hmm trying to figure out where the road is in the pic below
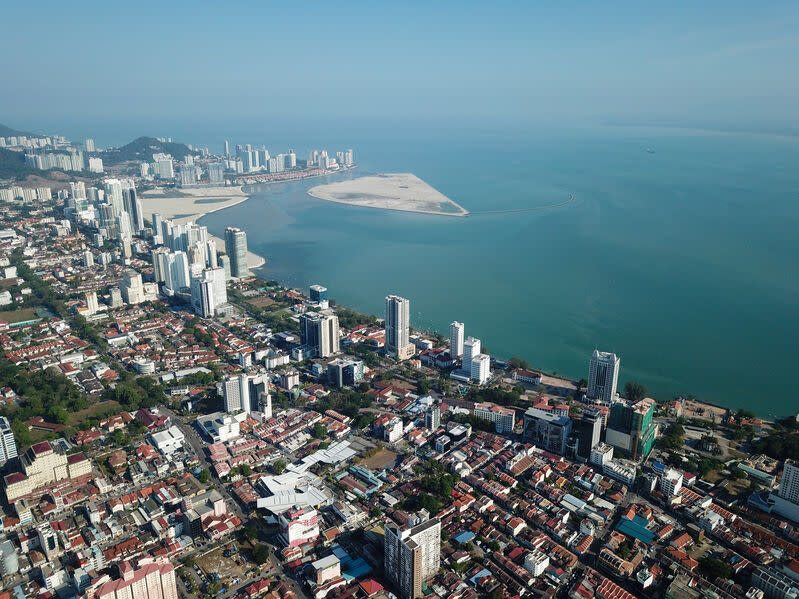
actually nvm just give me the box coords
[159,404,309,599]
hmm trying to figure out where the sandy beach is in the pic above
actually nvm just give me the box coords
[139,186,265,270]
[307,173,468,217]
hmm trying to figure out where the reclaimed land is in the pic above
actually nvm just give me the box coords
[307,173,468,217]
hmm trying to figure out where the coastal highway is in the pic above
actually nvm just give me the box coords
[469,192,575,215]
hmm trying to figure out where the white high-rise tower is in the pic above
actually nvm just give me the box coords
[587,350,620,404]
[449,322,464,358]
[385,295,414,360]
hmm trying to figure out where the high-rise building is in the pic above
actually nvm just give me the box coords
[587,350,620,404]
[299,312,340,358]
[178,164,196,187]
[309,284,327,303]
[208,162,225,185]
[470,354,490,385]
[191,267,226,317]
[575,406,602,460]
[474,403,514,433]
[121,183,143,232]
[424,404,440,430]
[85,291,99,316]
[279,505,320,547]
[327,358,364,388]
[88,157,104,173]
[151,212,163,242]
[94,560,178,599]
[223,374,251,414]
[605,398,658,460]
[221,373,268,415]
[85,138,95,152]
[779,461,799,505]
[224,227,249,278]
[83,250,94,268]
[0,416,18,465]
[224,140,230,156]
[152,153,174,179]
[449,322,464,358]
[384,516,441,599]
[219,254,231,280]
[385,295,414,360]
[120,270,145,305]
[523,407,573,455]
[462,336,480,375]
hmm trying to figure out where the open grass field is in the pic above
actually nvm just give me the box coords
[361,448,399,470]
[0,308,38,323]
[68,400,122,426]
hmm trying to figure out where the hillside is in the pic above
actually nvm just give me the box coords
[0,123,37,138]
[101,136,192,166]
[0,148,38,179]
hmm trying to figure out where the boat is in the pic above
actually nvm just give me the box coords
[646,148,655,154]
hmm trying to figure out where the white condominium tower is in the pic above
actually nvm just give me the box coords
[449,321,464,358]
[462,336,481,375]
[385,295,414,360]
[299,312,340,358]
[384,516,441,599]
[587,350,620,404]
[0,416,18,465]
[224,227,249,278]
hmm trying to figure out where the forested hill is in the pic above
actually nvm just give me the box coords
[101,136,192,165]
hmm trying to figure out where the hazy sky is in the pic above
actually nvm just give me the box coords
[3,1,798,128]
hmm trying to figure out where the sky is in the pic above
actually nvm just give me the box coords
[2,1,799,132]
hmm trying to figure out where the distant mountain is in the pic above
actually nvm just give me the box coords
[0,123,37,138]
[102,136,192,166]
[0,147,37,179]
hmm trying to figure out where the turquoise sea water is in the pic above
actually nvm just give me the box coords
[200,125,799,418]
[42,117,799,416]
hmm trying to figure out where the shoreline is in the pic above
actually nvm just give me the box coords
[139,186,266,270]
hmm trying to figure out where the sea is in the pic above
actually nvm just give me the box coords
[34,117,799,417]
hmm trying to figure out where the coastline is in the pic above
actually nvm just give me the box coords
[139,186,266,270]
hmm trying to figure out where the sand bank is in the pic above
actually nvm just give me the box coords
[307,173,468,217]
[139,186,265,270]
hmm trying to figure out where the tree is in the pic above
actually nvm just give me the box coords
[312,423,327,439]
[370,505,382,518]
[624,381,648,402]
[252,544,270,564]
[240,464,252,477]
[198,469,210,483]
[578,378,588,389]
[273,459,286,475]
[507,357,530,370]
[245,524,258,541]
[699,557,733,581]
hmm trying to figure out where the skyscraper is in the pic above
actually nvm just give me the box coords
[575,406,603,460]
[384,516,441,599]
[424,403,440,430]
[385,295,414,360]
[121,183,143,232]
[299,312,340,358]
[606,398,658,460]
[462,336,481,375]
[224,140,230,156]
[223,374,251,414]
[0,416,18,465]
[224,227,249,278]
[587,350,620,404]
[120,270,145,305]
[449,322,464,358]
